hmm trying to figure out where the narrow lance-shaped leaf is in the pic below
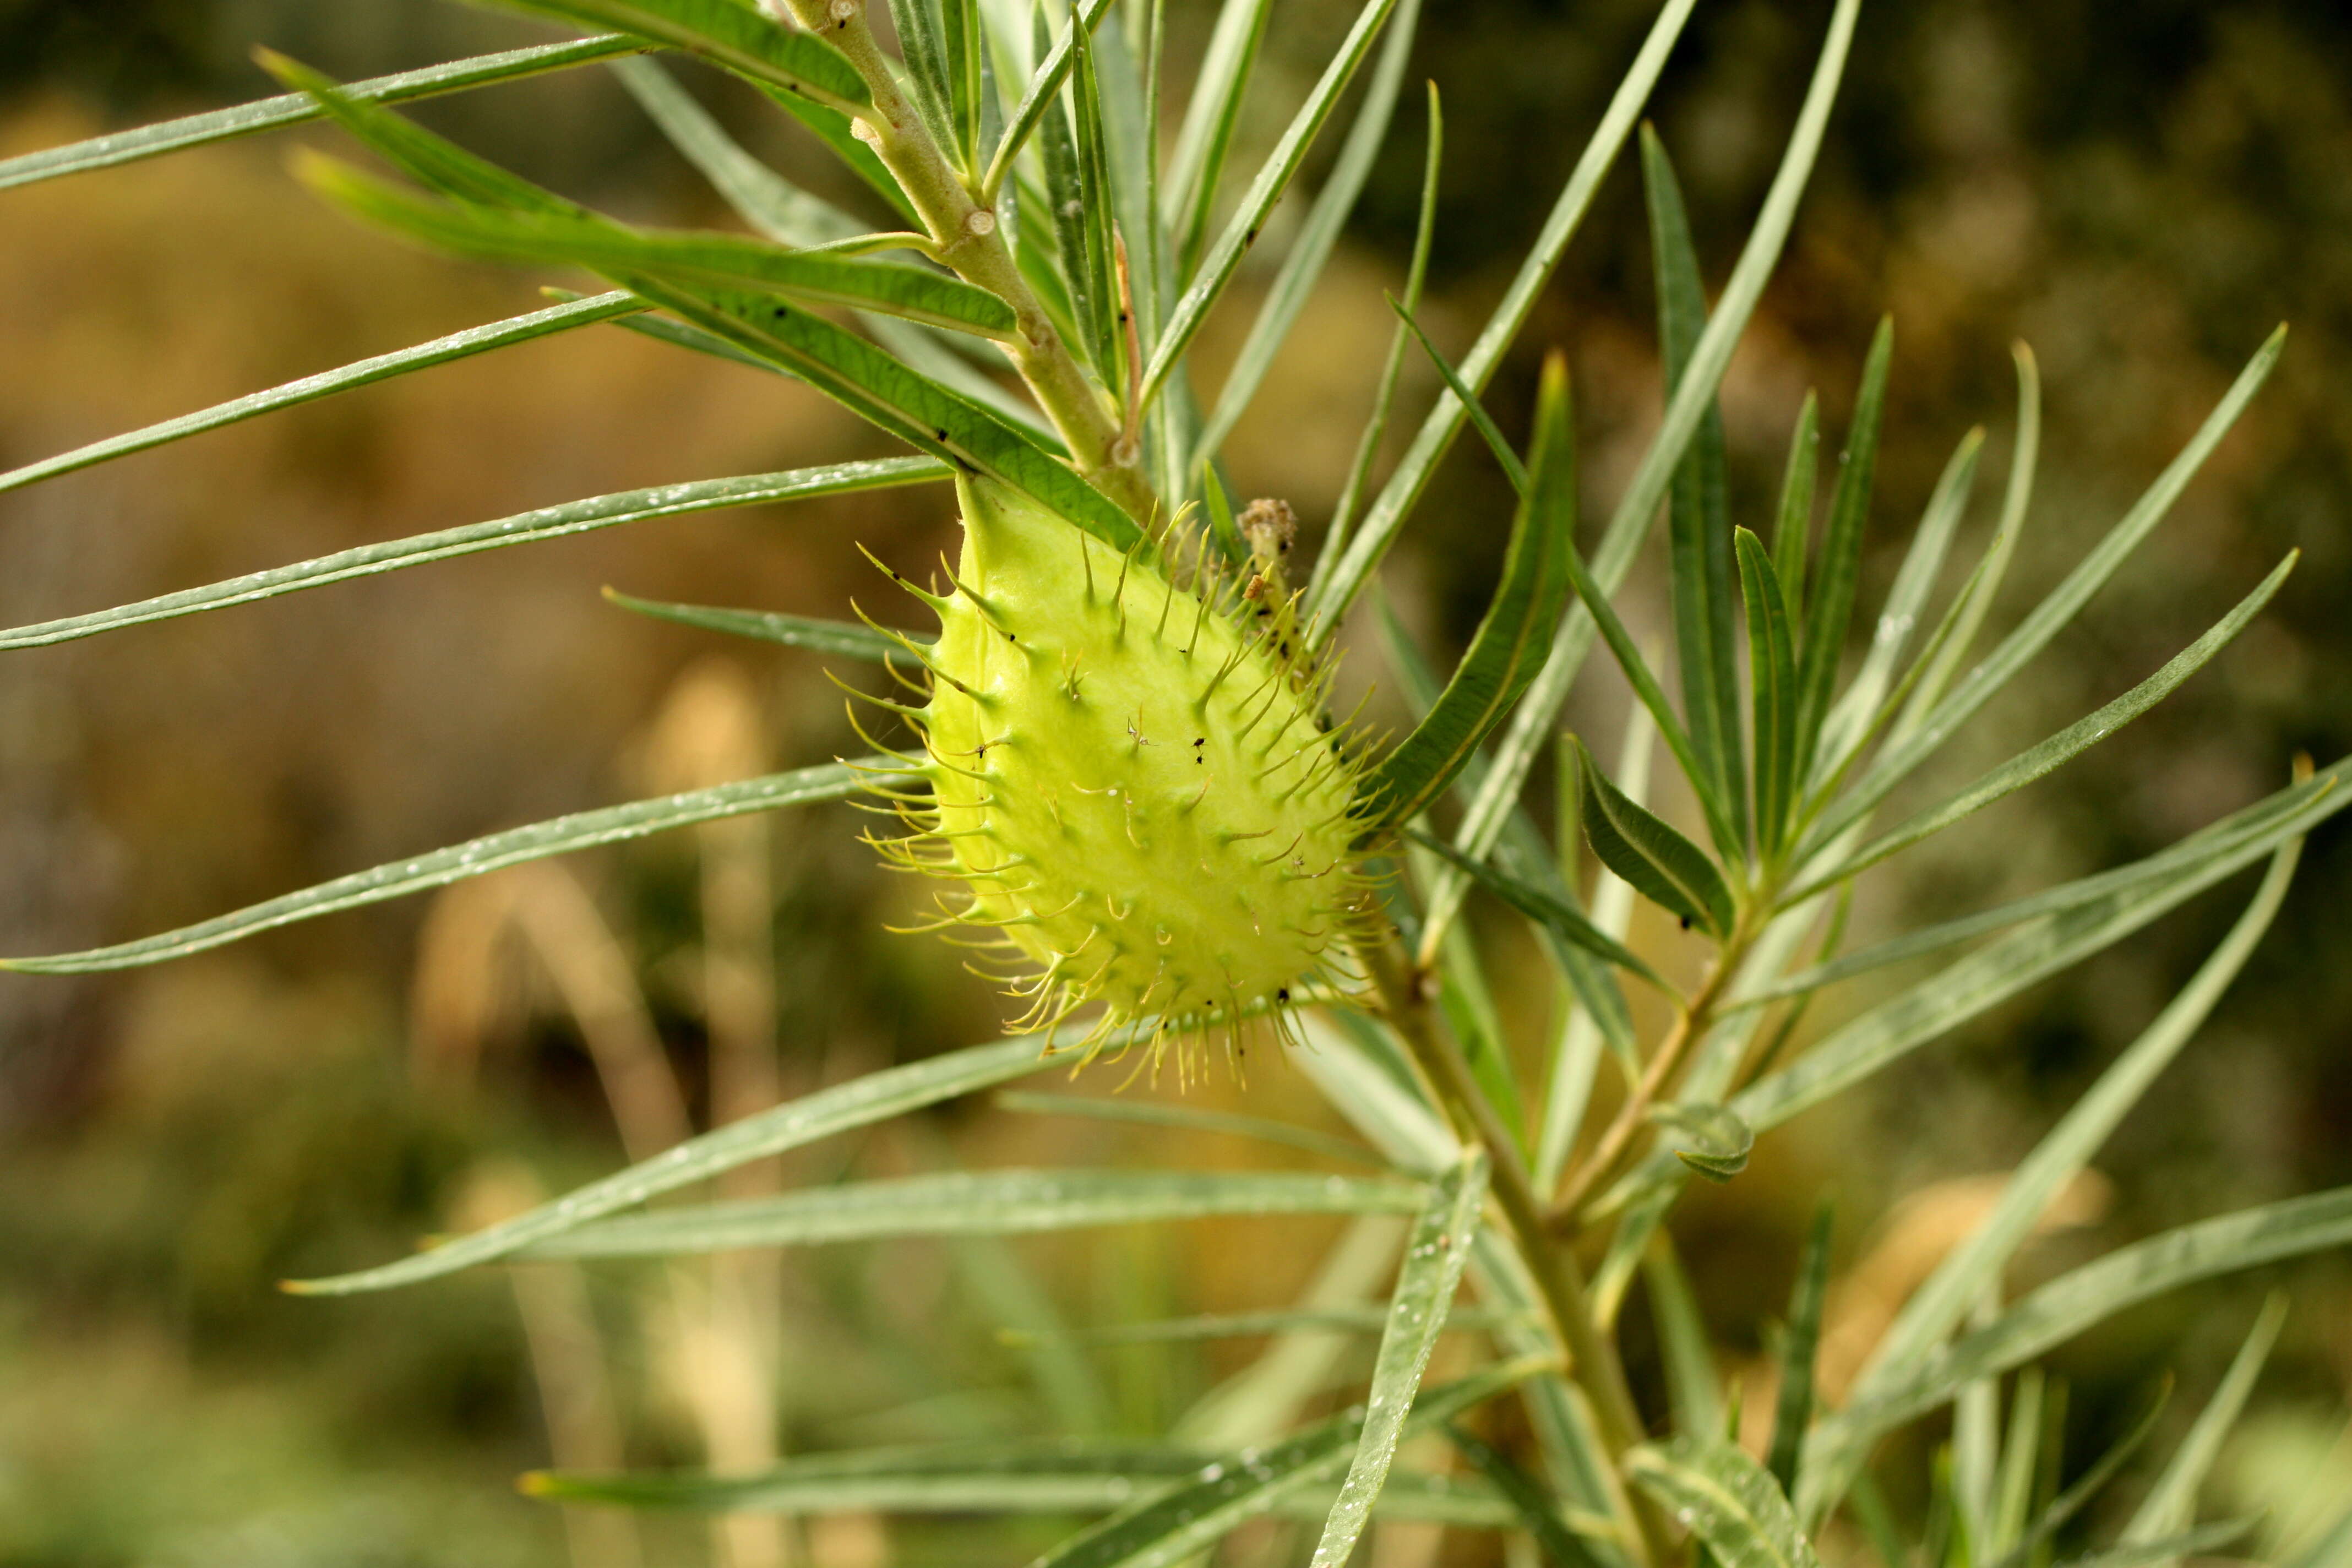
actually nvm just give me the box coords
[1353,355,1575,832]
[892,0,962,163]
[0,36,640,192]
[1773,393,1820,619]
[0,459,946,651]
[1404,831,1668,990]
[1305,1149,1489,1568]
[1980,1384,2171,1568]
[1786,552,2297,902]
[1444,1423,1610,1568]
[1573,737,1736,937]
[1803,327,2285,858]
[1811,1182,2352,1462]
[1031,1360,1541,1568]
[1004,1305,1526,1347]
[995,1091,1386,1169]
[518,1169,1433,1259]
[1650,1102,1752,1182]
[1069,23,1125,384]
[0,291,640,499]
[527,1442,1525,1526]
[1140,0,1403,409]
[981,0,1117,199]
[602,587,928,666]
[1643,1234,1727,1439]
[2121,1294,2286,1550]
[612,55,863,244]
[1,761,873,976]
[1558,514,1744,859]
[945,0,983,170]
[1739,529,1801,859]
[1791,318,1893,776]
[1161,0,1273,259]
[1627,1436,1823,1568]
[302,156,1019,338]
[1037,45,1111,380]
[1643,126,1747,854]
[1804,839,2304,1516]
[1189,0,1422,469]
[1389,298,1527,493]
[464,0,869,113]
[1393,0,1862,954]
[1765,1200,1833,1496]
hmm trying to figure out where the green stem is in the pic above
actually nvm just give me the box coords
[779,0,1155,520]
[1353,923,1670,1568]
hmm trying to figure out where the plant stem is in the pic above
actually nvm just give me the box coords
[778,0,1155,519]
[1549,953,1734,1227]
[1352,923,1670,1568]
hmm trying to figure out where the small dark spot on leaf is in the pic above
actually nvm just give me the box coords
[1679,915,1693,930]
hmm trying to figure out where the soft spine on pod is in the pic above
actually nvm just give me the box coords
[857,476,1375,1074]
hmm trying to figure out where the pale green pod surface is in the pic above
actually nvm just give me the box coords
[884,477,1368,1060]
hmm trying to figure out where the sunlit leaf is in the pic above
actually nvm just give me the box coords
[465,0,868,112]
[2,761,873,975]
[602,587,925,664]
[1649,1102,1751,1182]
[1572,738,1734,937]
[1791,317,1892,777]
[1627,1437,1822,1568]
[0,460,944,650]
[1404,831,1668,990]
[1739,529,1801,859]
[983,0,1116,199]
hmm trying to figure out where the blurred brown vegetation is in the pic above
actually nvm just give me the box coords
[2,1,2350,1564]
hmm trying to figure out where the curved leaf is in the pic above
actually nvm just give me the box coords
[1306,1150,1488,1568]
[470,0,868,112]
[1,460,945,650]
[0,293,641,498]
[1354,355,1574,832]
[1404,830,1668,990]
[603,588,927,664]
[2,760,872,974]
[1627,1437,1821,1568]
[1649,1102,1752,1182]
[0,37,639,192]
[2122,1295,2286,1549]
[1574,738,1734,937]
[516,1169,1432,1258]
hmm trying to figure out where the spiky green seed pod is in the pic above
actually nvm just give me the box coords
[870,477,1371,1064]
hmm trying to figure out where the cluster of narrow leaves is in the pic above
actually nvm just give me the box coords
[4,0,2350,1564]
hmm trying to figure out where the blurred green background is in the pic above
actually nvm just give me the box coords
[2,1,2349,1564]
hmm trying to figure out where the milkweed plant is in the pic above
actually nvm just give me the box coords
[4,0,2348,1564]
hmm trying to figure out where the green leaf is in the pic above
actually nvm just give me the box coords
[1388,298,1527,493]
[1162,0,1273,268]
[1404,832,1668,990]
[1445,1423,1611,1568]
[1627,1436,1823,1568]
[2,761,872,976]
[602,587,926,664]
[1355,355,1575,832]
[1804,327,2285,856]
[1650,1102,1752,1182]
[0,36,640,192]
[291,1033,1142,1295]
[1004,1305,1526,1348]
[1814,426,1984,772]
[2061,1522,2261,1568]
[465,0,869,112]
[1991,1368,2046,1559]
[1304,0,1702,630]
[1574,738,1735,937]
[2122,1295,2286,1550]
[1792,317,1893,777]
[982,0,1116,200]
[945,0,983,168]
[1739,529,1803,859]
[894,0,962,164]
[992,1091,1383,1168]
[0,460,945,650]
[1359,0,1859,950]
[1320,83,1443,578]
[1897,345,2041,734]
[1741,759,2346,1009]
[753,80,922,224]
[1559,509,1743,860]
[1139,0,1404,410]
[1816,1185,2352,1466]
[1765,1200,1834,1496]
[613,54,861,243]
[1643,126,1747,855]
[622,276,1145,550]
[304,157,1019,337]
[1772,393,1820,620]
[1787,552,2296,901]
[1732,758,2352,1133]
[516,1169,1433,1259]
[1032,1360,1540,1568]
[1068,22,1124,382]
[1305,1150,1488,1567]
[1036,45,1113,380]
[1983,1385,2171,1568]
[0,292,639,498]
[527,1442,1521,1527]
[1807,840,2302,1511]
[1188,0,1420,469]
